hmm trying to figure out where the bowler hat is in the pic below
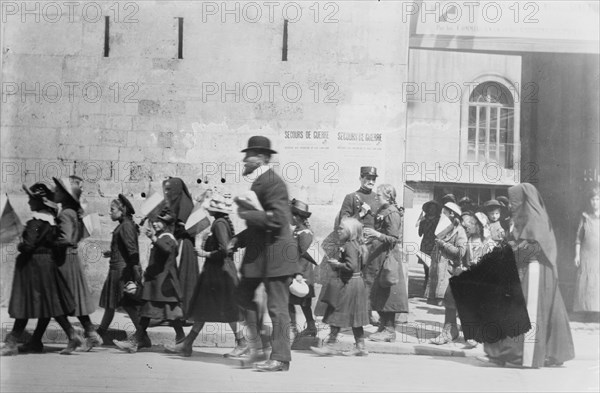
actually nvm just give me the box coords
[118,194,135,216]
[291,198,311,218]
[444,202,462,217]
[241,136,277,154]
[360,166,378,178]
[23,183,57,210]
[53,177,82,208]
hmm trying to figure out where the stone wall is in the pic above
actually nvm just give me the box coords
[1,1,411,302]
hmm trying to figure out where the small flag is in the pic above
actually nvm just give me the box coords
[185,203,211,237]
[0,193,23,244]
[435,214,453,238]
[140,192,164,217]
[82,213,101,239]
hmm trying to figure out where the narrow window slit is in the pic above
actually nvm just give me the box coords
[282,19,288,61]
[104,16,109,57]
[177,17,184,59]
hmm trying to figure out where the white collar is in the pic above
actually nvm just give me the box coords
[245,164,272,181]
[32,212,56,226]
[158,232,176,241]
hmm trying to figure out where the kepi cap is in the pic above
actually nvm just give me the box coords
[360,166,378,178]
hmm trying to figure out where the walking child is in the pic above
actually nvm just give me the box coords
[311,217,369,357]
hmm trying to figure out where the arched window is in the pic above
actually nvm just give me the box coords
[466,82,515,169]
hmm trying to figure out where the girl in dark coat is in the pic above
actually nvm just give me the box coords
[2,183,83,356]
[164,193,243,357]
[114,207,184,353]
[96,195,143,344]
[364,184,408,343]
[311,217,369,357]
[53,177,101,350]
[289,199,317,338]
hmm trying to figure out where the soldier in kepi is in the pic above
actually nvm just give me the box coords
[335,166,381,326]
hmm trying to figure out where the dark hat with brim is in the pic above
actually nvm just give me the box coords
[442,194,457,204]
[360,166,378,178]
[118,194,135,216]
[52,177,81,208]
[291,198,311,218]
[241,135,277,154]
[422,200,441,213]
[23,183,57,210]
[496,196,509,207]
[484,199,503,210]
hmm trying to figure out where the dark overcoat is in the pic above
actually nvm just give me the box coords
[237,169,299,278]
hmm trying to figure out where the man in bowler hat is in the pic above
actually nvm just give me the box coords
[229,135,299,372]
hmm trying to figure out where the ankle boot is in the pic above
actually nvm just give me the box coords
[164,331,197,357]
[82,330,102,352]
[18,339,44,354]
[1,334,19,356]
[60,332,84,355]
[343,338,369,357]
[224,337,248,358]
[114,332,141,354]
[429,323,459,345]
[298,320,318,337]
[369,323,396,342]
[310,336,340,356]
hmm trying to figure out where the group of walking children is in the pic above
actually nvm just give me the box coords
[2,175,323,360]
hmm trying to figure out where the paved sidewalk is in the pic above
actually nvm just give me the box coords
[2,262,598,359]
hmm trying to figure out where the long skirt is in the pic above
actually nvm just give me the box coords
[177,239,200,320]
[323,275,369,328]
[573,233,599,312]
[57,251,96,316]
[9,252,75,319]
[99,265,140,309]
[483,261,575,367]
[187,259,241,323]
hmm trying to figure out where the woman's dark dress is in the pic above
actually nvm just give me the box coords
[9,214,75,318]
[99,217,141,308]
[140,233,183,320]
[323,241,369,328]
[187,218,240,322]
[55,208,96,316]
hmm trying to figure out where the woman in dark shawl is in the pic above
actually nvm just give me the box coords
[162,177,199,326]
[480,183,575,368]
